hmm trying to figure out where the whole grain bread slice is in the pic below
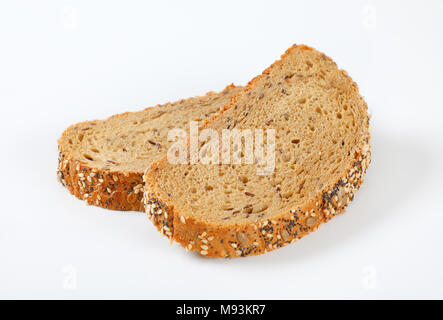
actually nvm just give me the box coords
[143,45,371,257]
[57,85,243,211]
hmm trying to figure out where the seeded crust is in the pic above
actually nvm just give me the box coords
[57,149,145,211]
[57,85,243,211]
[143,45,371,257]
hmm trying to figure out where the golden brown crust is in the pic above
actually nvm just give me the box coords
[57,84,242,211]
[143,44,371,257]
[57,148,145,211]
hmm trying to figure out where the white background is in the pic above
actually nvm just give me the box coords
[0,0,442,299]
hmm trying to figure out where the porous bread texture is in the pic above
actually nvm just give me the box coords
[57,85,243,211]
[144,45,371,257]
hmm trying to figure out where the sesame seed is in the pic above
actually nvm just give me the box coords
[180,216,186,224]
[201,245,209,250]
[200,250,208,256]
[231,243,237,248]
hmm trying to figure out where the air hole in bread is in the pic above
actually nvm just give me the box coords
[83,154,94,161]
[281,191,293,199]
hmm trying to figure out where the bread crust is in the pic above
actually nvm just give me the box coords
[57,84,241,211]
[143,44,371,257]
[57,148,145,211]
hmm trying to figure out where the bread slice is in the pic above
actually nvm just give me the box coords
[143,45,371,257]
[57,85,243,211]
